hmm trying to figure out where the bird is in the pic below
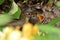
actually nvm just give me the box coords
[28,8,45,25]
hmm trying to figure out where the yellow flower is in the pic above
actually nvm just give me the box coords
[22,22,33,37]
[32,24,39,35]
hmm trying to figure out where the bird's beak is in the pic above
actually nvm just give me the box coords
[37,14,44,23]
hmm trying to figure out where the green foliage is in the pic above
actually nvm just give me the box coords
[9,0,14,2]
[55,1,60,7]
[0,1,21,26]
[35,25,60,40]
[0,14,13,26]
[48,18,60,26]
[48,0,52,3]
[0,26,5,31]
[23,0,27,3]
[8,1,21,19]
[12,7,21,19]
[34,32,60,40]
[34,18,60,40]
[0,0,4,5]
[8,1,18,15]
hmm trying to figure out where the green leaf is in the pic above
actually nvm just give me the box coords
[38,25,60,33]
[34,35,45,40]
[8,1,21,19]
[38,17,60,33]
[0,0,4,5]
[45,33,60,40]
[55,1,60,7]
[23,0,27,3]
[35,17,60,40]
[34,32,60,40]
[48,0,52,3]
[0,26,5,31]
[48,17,60,26]
[8,2,18,15]
[9,0,14,2]
[34,25,60,40]
[0,14,13,26]
[12,7,21,19]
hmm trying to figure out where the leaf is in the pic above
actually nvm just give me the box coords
[34,35,45,40]
[8,2,18,15]
[48,0,52,3]
[48,17,60,26]
[23,0,27,3]
[0,26,5,31]
[8,1,21,19]
[0,0,4,5]
[0,14,13,26]
[34,32,60,40]
[55,1,60,7]
[12,7,21,19]
[34,25,60,40]
[35,18,60,40]
[38,17,60,33]
[45,33,60,40]
[9,0,14,2]
[38,25,60,33]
